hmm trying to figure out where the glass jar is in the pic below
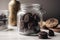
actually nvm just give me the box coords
[0,10,8,30]
[17,4,41,35]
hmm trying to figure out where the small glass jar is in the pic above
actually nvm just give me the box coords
[17,4,41,35]
[0,10,8,30]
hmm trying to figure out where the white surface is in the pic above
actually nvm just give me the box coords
[0,27,60,40]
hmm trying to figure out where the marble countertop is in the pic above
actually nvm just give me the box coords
[0,27,60,40]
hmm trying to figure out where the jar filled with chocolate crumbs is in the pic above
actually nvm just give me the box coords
[17,4,41,35]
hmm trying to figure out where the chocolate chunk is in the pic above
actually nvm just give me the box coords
[49,30,55,36]
[33,14,40,22]
[38,31,48,39]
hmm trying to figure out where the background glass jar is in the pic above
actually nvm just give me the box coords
[0,10,8,30]
[17,4,42,35]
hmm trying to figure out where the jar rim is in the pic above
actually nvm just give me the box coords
[21,3,40,6]
[21,4,40,10]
